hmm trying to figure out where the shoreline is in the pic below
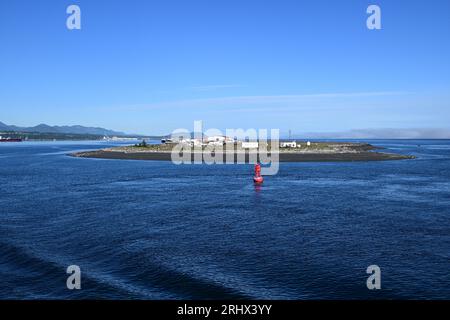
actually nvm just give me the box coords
[70,149,415,162]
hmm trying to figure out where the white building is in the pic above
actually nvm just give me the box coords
[280,141,297,148]
[104,136,138,141]
[242,142,259,149]
[180,138,202,147]
[206,135,235,145]
[208,141,224,146]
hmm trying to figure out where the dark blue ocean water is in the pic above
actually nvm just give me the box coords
[0,140,449,299]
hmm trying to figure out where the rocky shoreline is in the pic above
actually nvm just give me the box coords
[70,142,415,162]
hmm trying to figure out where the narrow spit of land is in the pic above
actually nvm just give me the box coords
[70,142,415,162]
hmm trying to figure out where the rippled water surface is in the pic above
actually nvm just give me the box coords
[0,140,449,299]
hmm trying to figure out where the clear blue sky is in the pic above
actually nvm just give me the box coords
[1,0,449,136]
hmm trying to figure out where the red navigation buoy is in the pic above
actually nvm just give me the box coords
[253,163,264,184]
[253,176,264,183]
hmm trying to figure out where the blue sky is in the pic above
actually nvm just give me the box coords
[1,0,450,136]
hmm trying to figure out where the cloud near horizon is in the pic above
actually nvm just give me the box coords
[89,90,449,136]
[110,91,411,111]
[187,84,246,92]
[296,128,450,139]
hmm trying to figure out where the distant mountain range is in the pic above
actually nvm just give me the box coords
[0,121,126,136]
